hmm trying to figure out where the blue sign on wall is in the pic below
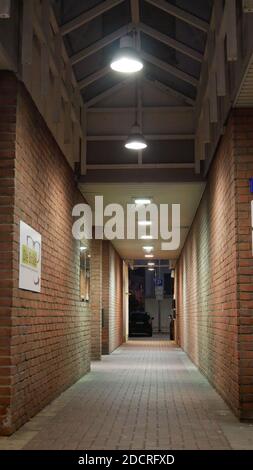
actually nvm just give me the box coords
[250,178,253,194]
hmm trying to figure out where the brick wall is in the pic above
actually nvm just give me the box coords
[90,240,102,360]
[108,244,123,353]
[102,241,123,355]
[0,73,91,435]
[0,73,17,434]
[102,241,110,355]
[234,109,253,419]
[176,110,253,419]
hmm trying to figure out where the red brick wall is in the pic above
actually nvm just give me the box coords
[90,240,102,360]
[176,110,253,419]
[102,241,123,355]
[0,73,17,434]
[0,73,91,435]
[102,241,110,355]
[234,109,253,419]
[108,244,123,353]
[176,115,239,414]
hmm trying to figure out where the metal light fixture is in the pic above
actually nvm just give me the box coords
[125,123,147,150]
[134,198,151,205]
[138,220,152,226]
[143,246,154,253]
[0,0,11,18]
[125,72,147,151]
[141,235,153,240]
[110,35,143,74]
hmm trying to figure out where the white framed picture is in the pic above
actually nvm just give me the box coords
[19,221,42,293]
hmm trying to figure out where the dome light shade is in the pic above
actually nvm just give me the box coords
[143,246,154,253]
[110,36,143,74]
[125,124,147,150]
[111,54,143,74]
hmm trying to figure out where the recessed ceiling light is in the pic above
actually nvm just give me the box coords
[142,246,154,253]
[110,36,143,74]
[141,235,153,240]
[134,198,151,205]
[145,254,154,258]
[148,262,155,266]
[138,221,152,226]
[148,268,155,271]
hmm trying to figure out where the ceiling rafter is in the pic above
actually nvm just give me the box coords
[78,53,198,92]
[71,20,203,68]
[86,163,195,170]
[84,73,195,110]
[85,77,135,107]
[87,134,194,141]
[145,0,209,33]
[144,77,195,106]
[130,0,140,25]
[78,66,111,89]
[61,0,125,36]
[87,106,194,113]
[141,51,198,87]
[71,23,133,65]
[139,23,202,63]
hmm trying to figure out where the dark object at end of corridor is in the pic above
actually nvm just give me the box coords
[129,311,153,337]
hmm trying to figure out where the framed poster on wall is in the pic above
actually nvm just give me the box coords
[19,221,42,293]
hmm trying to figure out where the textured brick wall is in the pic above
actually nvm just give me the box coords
[90,239,102,360]
[108,244,123,353]
[0,73,17,433]
[102,241,109,355]
[176,110,253,419]
[102,241,123,354]
[234,109,253,419]
[176,115,239,414]
[0,74,91,435]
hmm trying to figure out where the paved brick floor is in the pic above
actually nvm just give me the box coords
[1,338,253,450]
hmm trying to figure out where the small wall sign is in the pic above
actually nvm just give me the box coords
[251,201,253,256]
[19,221,42,292]
[250,178,253,194]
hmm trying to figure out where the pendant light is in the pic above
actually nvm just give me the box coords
[125,77,147,151]
[125,123,147,150]
[110,35,143,74]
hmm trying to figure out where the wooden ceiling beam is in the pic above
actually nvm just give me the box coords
[139,22,202,62]
[86,163,195,169]
[87,134,194,141]
[141,51,198,87]
[71,23,133,65]
[61,0,125,36]
[144,77,195,106]
[145,0,209,33]
[78,66,111,89]
[85,77,135,107]
[87,106,194,113]
[131,0,140,25]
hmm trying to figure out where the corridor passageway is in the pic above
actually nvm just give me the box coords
[1,1,253,454]
[1,338,253,451]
